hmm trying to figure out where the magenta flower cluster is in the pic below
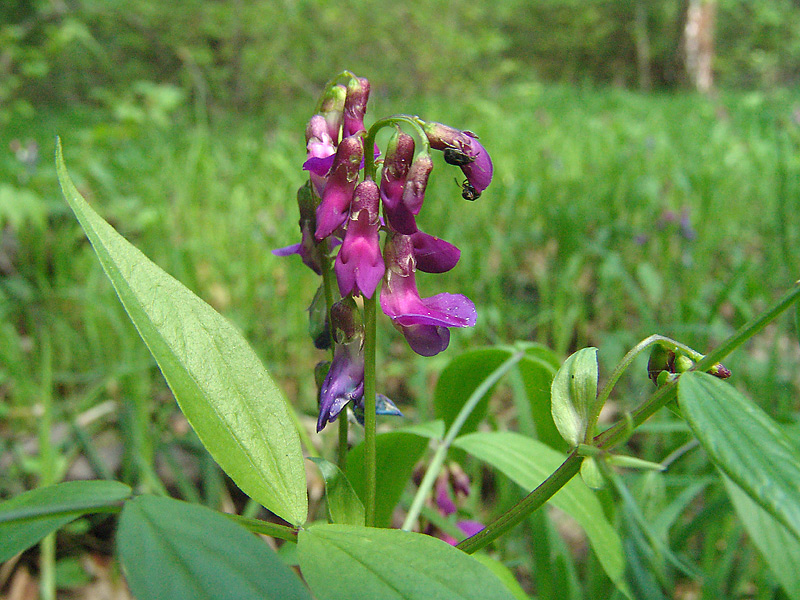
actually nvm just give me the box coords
[274,73,493,431]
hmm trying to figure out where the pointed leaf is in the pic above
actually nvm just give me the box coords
[724,477,800,600]
[0,481,131,563]
[308,458,364,526]
[56,141,307,525]
[550,347,598,446]
[678,371,800,543]
[346,432,428,527]
[298,524,516,600]
[117,496,311,600]
[454,431,629,597]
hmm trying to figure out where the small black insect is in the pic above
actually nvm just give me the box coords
[443,147,475,167]
[460,179,480,201]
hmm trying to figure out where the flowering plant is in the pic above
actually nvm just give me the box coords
[2,71,800,600]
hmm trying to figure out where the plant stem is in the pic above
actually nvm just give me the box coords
[364,115,430,181]
[457,280,800,554]
[337,413,348,471]
[402,351,525,531]
[363,294,378,526]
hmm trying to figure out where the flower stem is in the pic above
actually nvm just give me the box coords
[402,350,525,531]
[457,279,800,554]
[363,293,378,526]
[364,115,430,181]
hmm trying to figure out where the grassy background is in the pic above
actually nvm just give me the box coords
[2,80,800,596]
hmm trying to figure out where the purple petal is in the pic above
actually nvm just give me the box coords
[436,478,457,516]
[410,232,460,273]
[318,342,364,432]
[385,288,477,329]
[303,154,335,176]
[400,324,450,356]
[460,136,493,193]
[457,520,484,538]
[271,242,302,257]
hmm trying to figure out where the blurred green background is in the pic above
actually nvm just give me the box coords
[2,0,800,597]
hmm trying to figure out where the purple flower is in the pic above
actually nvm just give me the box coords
[317,300,364,432]
[409,231,460,273]
[380,235,476,356]
[380,130,417,234]
[423,122,493,196]
[315,133,364,240]
[401,150,433,216]
[343,77,370,138]
[334,179,385,299]
[304,116,337,197]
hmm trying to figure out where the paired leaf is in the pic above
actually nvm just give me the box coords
[57,141,307,525]
[550,347,598,446]
[434,347,513,436]
[678,371,800,543]
[298,524,515,600]
[118,495,311,600]
[308,458,364,526]
[454,431,629,596]
[346,432,428,527]
[0,480,131,563]
[724,477,800,600]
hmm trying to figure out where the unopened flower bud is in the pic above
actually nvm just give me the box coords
[343,77,370,137]
[319,84,347,143]
[330,297,364,345]
[381,129,417,234]
[401,150,433,216]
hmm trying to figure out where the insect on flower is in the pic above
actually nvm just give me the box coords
[458,179,480,201]
[443,147,475,167]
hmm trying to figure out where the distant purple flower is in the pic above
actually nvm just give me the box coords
[343,77,370,138]
[380,130,417,234]
[422,122,493,196]
[315,133,364,240]
[380,235,476,356]
[334,179,385,299]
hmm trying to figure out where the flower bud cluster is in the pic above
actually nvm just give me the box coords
[273,73,493,431]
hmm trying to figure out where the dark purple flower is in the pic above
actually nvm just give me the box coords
[409,231,460,273]
[317,300,364,432]
[380,130,417,234]
[315,133,364,240]
[380,235,476,356]
[334,179,385,299]
[423,122,493,196]
[343,77,370,138]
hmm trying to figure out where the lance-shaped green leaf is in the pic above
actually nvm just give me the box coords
[724,477,800,600]
[308,458,364,526]
[550,347,598,446]
[297,524,516,600]
[56,140,307,525]
[118,496,311,600]
[454,431,629,597]
[0,480,131,563]
[678,371,800,544]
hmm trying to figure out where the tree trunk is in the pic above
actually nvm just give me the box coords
[684,0,716,94]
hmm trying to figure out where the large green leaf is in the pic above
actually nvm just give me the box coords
[678,371,800,543]
[308,457,364,526]
[724,477,800,600]
[454,431,629,596]
[297,524,516,600]
[0,480,131,563]
[57,141,307,525]
[434,347,513,435]
[117,495,311,600]
[346,431,428,527]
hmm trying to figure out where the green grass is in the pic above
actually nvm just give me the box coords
[2,81,800,597]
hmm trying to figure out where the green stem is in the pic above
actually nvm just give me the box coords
[337,413,349,472]
[402,351,525,531]
[364,115,430,181]
[227,514,299,543]
[363,293,378,526]
[458,280,800,554]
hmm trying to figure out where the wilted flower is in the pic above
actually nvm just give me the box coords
[334,179,385,299]
[380,234,476,356]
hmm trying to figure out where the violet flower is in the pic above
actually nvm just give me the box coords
[343,77,370,138]
[422,122,493,197]
[380,234,476,356]
[315,133,364,240]
[304,115,337,197]
[334,179,385,299]
[409,231,460,274]
[380,130,417,234]
[317,299,364,432]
